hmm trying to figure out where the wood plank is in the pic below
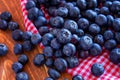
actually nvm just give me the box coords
[0,0,72,80]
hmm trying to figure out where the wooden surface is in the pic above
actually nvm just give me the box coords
[0,0,72,80]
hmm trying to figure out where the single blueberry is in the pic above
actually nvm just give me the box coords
[72,75,84,80]
[0,44,8,56]
[94,34,104,45]
[22,31,32,41]
[26,1,36,10]
[38,26,49,36]
[77,0,87,10]
[8,21,19,31]
[16,72,29,80]
[78,50,89,59]
[0,19,8,30]
[31,33,42,45]
[12,29,23,41]
[43,46,53,57]
[12,62,23,73]
[18,54,28,65]
[0,11,12,21]
[22,41,33,51]
[50,38,61,50]
[103,30,114,40]
[14,43,23,55]
[45,58,54,67]
[89,24,101,35]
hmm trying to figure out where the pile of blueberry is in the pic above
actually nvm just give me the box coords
[0,0,120,80]
[0,11,42,80]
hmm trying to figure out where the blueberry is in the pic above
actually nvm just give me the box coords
[48,68,61,79]
[33,54,45,66]
[50,28,60,37]
[54,58,68,72]
[8,21,19,31]
[37,0,46,4]
[89,24,101,35]
[14,43,23,55]
[16,72,29,80]
[103,30,114,40]
[0,20,8,30]
[56,7,68,17]
[85,10,97,21]
[110,48,120,64]
[94,8,100,14]
[90,43,102,56]
[34,16,47,28]
[64,20,78,33]
[95,14,107,26]
[79,36,93,50]
[57,29,72,44]
[31,33,42,45]
[76,29,84,37]
[110,1,120,13]
[87,0,98,9]
[50,38,61,50]
[63,43,76,57]
[12,62,23,73]
[48,7,57,16]
[54,49,63,58]
[22,31,32,41]
[26,1,36,10]
[106,15,114,27]
[38,26,49,36]
[45,77,54,80]
[104,39,117,50]
[0,44,8,56]
[45,58,54,67]
[77,0,87,10]
[64,2,74,10]
[28,7,43,20]
[50,16,64,28]
[42,33,54,46]
[78,50,89,59]
[113,18,120,31]
[69,7,80,18]
[115,32,120,43]
[94,34,104,45]
[77,18,89,30]
[43,46,53,57]
[71,34,80,45]
[91,63,104,76]
[0,11,12,21]
[66,56,79,68]
[104,1,112,8]
[12,29,23,41]
[72,75,84,80]
[18,54,28,65]
[22,41,33,51]
[100,7,110,15]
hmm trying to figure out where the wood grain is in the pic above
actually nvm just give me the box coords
[0,0,72,80]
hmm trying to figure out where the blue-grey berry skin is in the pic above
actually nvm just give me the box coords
[113,18,120,32]
[90,43,102,56]
[50,38,61,50]
[85,10,97,21]
[45,58,54,67]
[48,68,61,79]
[64,20,78,33]
[56,7,68,17]
[16,72,29,80]
[103,30,114,40]
[104,39,117,50]
[57,29,72,44]
[8,21,19,31]
[44,77,54,80]
[12,29,23,41]
[91,63,104,77]
[12,62,23,73]
[89,24,101,35]
[42,33,54,46]
[106,15,114,27]
[79,36,93,50]
[54,50,63,58]
[100,7,110,15]
[54,58,68,72]
[14,43,23,55]
[87,0,98,9]
[0,20,8,30]
[69,7,80,18]
[50,16,64,28]
[0,44,8,56]
[43,46,53,57]
[31,33,42,45]
[18,54,28,65]
[33,54,45,66]
[26,1,36,10]
[39,26,49,36]
[22,31,32,41]
[110,1,120,13]
[72,75,84,80]
[115,32,120,43]
[0,11,12,21]
[95,14,107,26]
[78,50,89,59]
[77,0,87,10]
[66,56,79,68]
[77,18,89,30]
[22,41,33,51]
[110,48,120,64]
[63,43,76,57]
[94,34,104,46]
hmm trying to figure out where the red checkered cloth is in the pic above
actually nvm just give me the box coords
[20,0,120,80]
